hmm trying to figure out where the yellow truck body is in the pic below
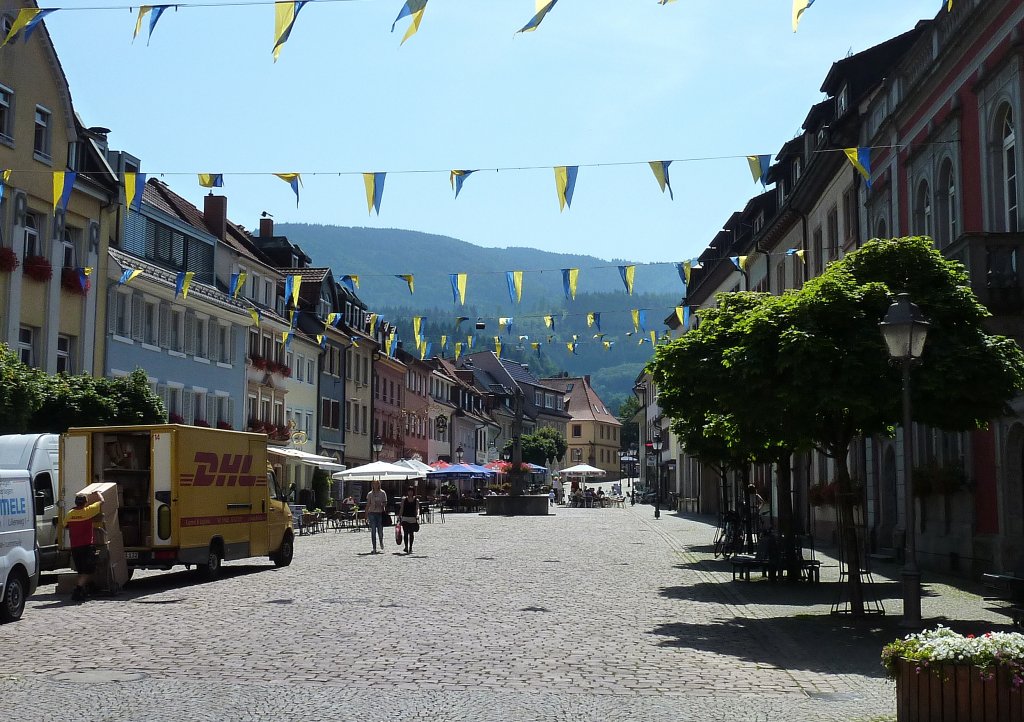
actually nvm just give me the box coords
[58,425,293,576]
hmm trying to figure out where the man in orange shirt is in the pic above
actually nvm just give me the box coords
[64,490,104,602]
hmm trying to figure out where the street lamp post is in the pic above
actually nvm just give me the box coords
[455,444,464,464]
[652,433,663,520]
[372,435,383,461]
[879,293,931,628]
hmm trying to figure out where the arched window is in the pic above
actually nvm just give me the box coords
[1003,108,1018,232]
[936,159,957,248]
[914,180,932,238]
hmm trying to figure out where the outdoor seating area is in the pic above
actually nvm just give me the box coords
[728,531,821,584]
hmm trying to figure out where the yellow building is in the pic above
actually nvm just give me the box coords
[0,2,117,374]
[543,376,622,479]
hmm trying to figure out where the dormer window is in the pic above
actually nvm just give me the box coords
[793,157,803,185]
[837,85,849,116]
[777,178,787,204]
[816,127,827,148]
[754,212,765,233]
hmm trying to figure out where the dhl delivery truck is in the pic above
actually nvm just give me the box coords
[58,425,293,579]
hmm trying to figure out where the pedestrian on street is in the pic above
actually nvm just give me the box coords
[64,490,104,601]
[399,487,420,555]
[548,488,555,506]
[365,480,387,554]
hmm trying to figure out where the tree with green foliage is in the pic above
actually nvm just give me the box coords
[0,344,44,433]
[0,344,165,434]
[617,396,640,451]
[651,237,1024,615]
[503,427,567,468]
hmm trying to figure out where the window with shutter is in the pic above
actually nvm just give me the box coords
[226,398,234,427]
[106,286,118,335]
[157,384,169,417]
[184,312,196,355]
[159,302,170,348]
[207,320,217,362]
[131,293,144,341]
[183,390,195,424]
[207,395,217,425]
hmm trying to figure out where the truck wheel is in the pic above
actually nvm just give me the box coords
[273,532,294,568]
[200,544,222,581]
[0,571,27,623]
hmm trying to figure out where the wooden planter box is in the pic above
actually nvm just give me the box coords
[895,658,1024,721]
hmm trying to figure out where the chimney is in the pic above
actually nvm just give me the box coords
[203,194,227,240]
[259,217,274,240]
[584,374,591,385]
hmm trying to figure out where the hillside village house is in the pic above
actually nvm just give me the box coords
[544,375,621,479]
[0,10,117,376]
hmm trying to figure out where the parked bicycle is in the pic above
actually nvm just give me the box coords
[713,510,745,559]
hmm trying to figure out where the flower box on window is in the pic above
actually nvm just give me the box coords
[22,255,52,283]
[0,247,18,273]
[60,267,89,296]
[250,356,267,370]
[217,421,233,431]
[194,419,211,428]
[168,412,185,424]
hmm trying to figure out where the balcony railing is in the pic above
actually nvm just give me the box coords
[943,232,1024,340]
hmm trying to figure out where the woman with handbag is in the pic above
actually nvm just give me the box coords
[399,486,421,555]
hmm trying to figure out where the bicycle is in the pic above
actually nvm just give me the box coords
[713,510,744,559]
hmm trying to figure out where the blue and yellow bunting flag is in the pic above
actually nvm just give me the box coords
[53,171,76,214]
[392,0,428,44]
[363,172,386,215]
[273,1,308,61]
[675,262,689,289]
[729,255,752,272]
[450,273,467,305]
[118,268,143,286]
[675,306,686,327]
[531,342,541,355]
[230,271,247,298]
[396,274,414,294]
[618,265,635,295]
[787,248,807,263]
[133,5,170,45]
[198,173,224,188]
[506,270,524,304]
[1,8,56,48]
[413,316,423,340]
[341,274,359,292]
[499,317,513,335]
[747,154,771,186]
[792,0,814,32]
[325,312,338,328]
[454,316,469,330]
[274,173,301,206]
[450,170,476,198]
[440,334,447,349]
[603,340,612,350]
[317,334,326,348]
[587,312,601,331]
[561,268,579,300]
[494,337,502,357]
[843,147,872,188]
[349,335,361,348]
[0,169,9,201]
[466,335,475,350]
[248,308,262,327]
[518,0,559,33]
[175,271,194,299]
[283,274,301,308]
[566,342,577,355]
[554,165,578,211]
[421,341,432,360]
[648,161,674,200]
[125,172,146,212]
[543,315,555,331]
[368,313,379,336]
[454,342,463,360]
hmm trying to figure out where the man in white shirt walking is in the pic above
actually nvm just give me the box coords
[365,479,387,554]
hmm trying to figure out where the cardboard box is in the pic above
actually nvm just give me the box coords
[73,481,129,591]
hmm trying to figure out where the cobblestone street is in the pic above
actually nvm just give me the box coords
[3,505,1013,721]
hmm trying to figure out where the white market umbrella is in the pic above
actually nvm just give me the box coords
[332,461,421,482]
[560,464,607,477]
[394,458,433,474]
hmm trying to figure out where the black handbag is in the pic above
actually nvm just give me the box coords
[411,521,420,533]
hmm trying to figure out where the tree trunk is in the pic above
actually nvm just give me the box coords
[774,453,799,580]
[833,446,865,616]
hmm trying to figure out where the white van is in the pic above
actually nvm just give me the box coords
[0,434,63,570]
[0,471,39,622]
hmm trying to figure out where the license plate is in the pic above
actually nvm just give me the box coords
[125,551,139,560]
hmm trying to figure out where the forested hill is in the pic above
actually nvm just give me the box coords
[276,224,685,311]
[277,223,685,413]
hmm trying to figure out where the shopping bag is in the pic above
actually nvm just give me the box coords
[395,520,403,546]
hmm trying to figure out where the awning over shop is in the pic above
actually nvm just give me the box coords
[267,447,344,470]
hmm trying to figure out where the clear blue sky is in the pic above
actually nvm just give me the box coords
[46,0,942,265]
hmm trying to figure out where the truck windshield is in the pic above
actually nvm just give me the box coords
[267,470,281,501]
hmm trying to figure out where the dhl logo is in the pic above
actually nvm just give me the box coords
[180,452,265,488]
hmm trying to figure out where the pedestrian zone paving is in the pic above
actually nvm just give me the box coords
[2,504,1014,721]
